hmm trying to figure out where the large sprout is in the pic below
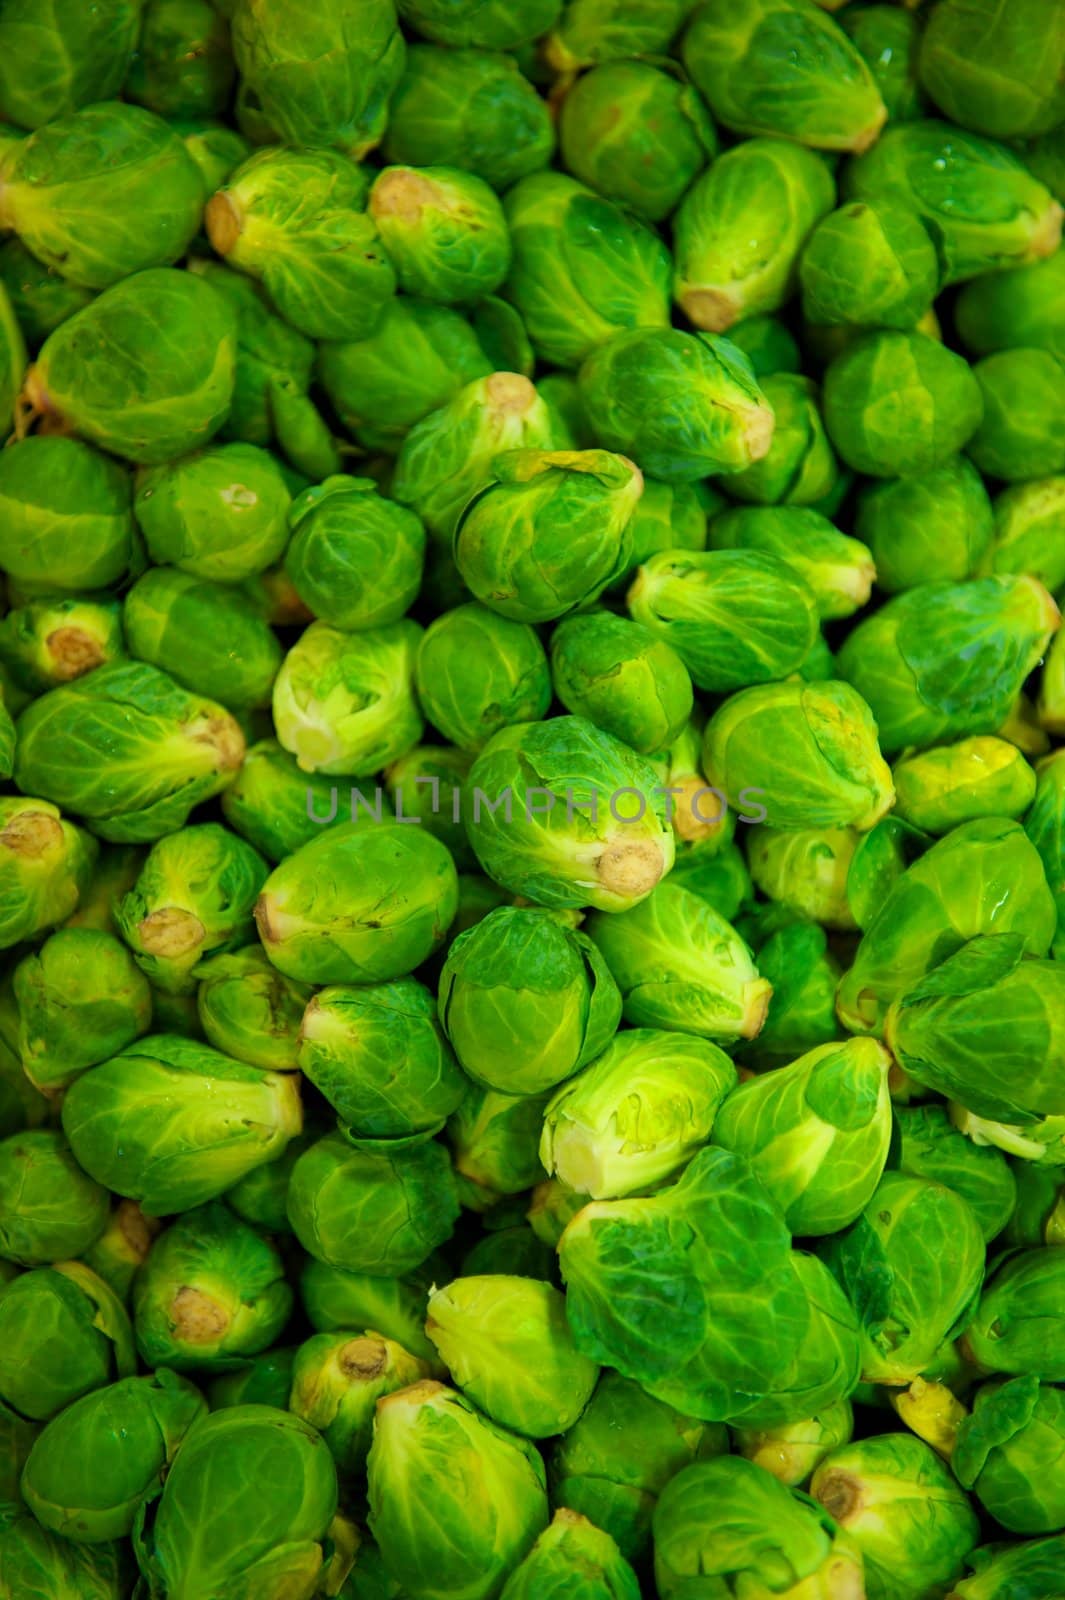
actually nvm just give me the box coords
[0,0,141,129]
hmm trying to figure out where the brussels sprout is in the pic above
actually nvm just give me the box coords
[13,928,152,1093]
[819,1171,985,1384]
[918,0,1065,141]
[220,739,350,863]
[579,328,774,482]
[125,569,280,712]
[0,103,204,290]
[272,619,422,777]
[653,1454,864,1600]
[438,906,620,1097]
[426,1275,598,1438]
[0,236,93,347]
[300,1257,439,1368]
[287,1129,458,1277]
[855,456,993,593]
[20,1369,206,1543]
[368,1381,548,1597]
[290,1332,428,1477]
[724,315,802,380]
[953,1376,1065,1534]
[550,612,692,757]
[0,1262,134,1421]
[176,117,251,192]
[135,442,292,581]
[416,606,551,756]
[230,0,404,158]
[844,119,1063,284]
[207,147,396,342]
[618,479,709,584]
[714,1037,891,1233]
[840,4,925,123]
[61,1033,302,1213]
[811,1433,980,1600]
[299,979,466,1138]
[461,1224,557,1284]
[682,0,887,151]
[674,139,834,332]
[447,1083,549,1202]
[393,371,567,541]
[955,248,1065,363]
[967,348,1065,482]
[989,476,1065,590]
[317,297,492,455]
[843,575,1060,756]
[136,1405,338,1597]
[81,1201,161,1304]
[801,198,940,330]
[732,1400,854,1488]
[15,660,246,844]
[0,594,123,696]
[719,373,839,508]
[710,505,874,621]
[949,1533,1065,1599]
[125,0,235,119]
[384,744,475,869]
[499,1509,639,1600]
[0,1129,109,1266]
[384,44,552,190]
[549,1373,726,1564]
[283,478,425,632]
[368,165,509,305]
[628,549,818,692]
[455,449,640,624]
[540,1028,737,1198]
[0,0,140,130]
[398,0,561,47]
[208,1346,297,1410]
[25,268,237,465]
[964,1247,1065,1380]
[823,329,983,476]
[63,844,146,939]
[0,438,135,594]
[256,821,458,985]
[895,1104,1017,1243]
[0,1397,36,1505]
[838,816,1056,1033]
[702,678,895,831]
[501,172,672,369]
[558,60,714,223]
[132,1202,291,1372]
[0,796,97,949]
[892,736,1036,835]
[464,716,675,913]
[546,0,691,71]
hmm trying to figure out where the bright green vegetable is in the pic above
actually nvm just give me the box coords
[0,1262,134,1421]
[13,929,152,1093]
[415,603,551,751]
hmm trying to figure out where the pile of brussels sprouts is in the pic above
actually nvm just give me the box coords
[4,0,1065,1596]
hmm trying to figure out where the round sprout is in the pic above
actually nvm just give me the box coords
[964,1248,1065,1380]
[954,1377,1065,1534]
[134,442,292,582]
[255,821,459,986]
[0,1262,134,1422]
[800,199,940,330]
[464,715,675,913]
[415,602,551,752]
[955,248,1065,362]
[559,60,715,223]
[719,374,838,508]
[298,978,467,1137]
[369,164,511,304]
[621,480,708,581]
[546,0,691,72]
[220,738,351,864]
[502,172,672,369]
[454,449,641,624]
[0,236,93,347]
[500,1508,640,1600]
[855,455,993,593]
[823,330,984,476]
[892,736,1037,834]
[579,328,775,482]
[840,4,925,124]
[194,946,312,1070]
[551,612,693,757]
[272,619,423,778]
[447,1083,550,1202]
[0,796,97,948]
[628,550,819,692]
[0,438,135,594]
[0,594,123,695]
[709,505,875,620]
[300,1256,440,1369]
[290,1331,429,1476]
[25,268,238,465]
[399,0,561,49]
[895,1103,1017,1244]
[681,0,887,151]
[0,102,204,290]
[287,1129,459,1277]
[438,906,621,1096]
[124,568,282,710]
[967,349,1065,482]
[0,0,140,130]
[746,826,859,929]
[385,743,475,868]
[0,1129,109,1265]
[673,138,834,332]
[918,0,1065,140]
[125,0,235,119]
[732,1401,854,1490]
[13,928,152,1093]
[540,1028,736,1198]
[384,45,554,190]
[990,477,1065,591]
[206,147,397,342]
[283,477,426,631]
